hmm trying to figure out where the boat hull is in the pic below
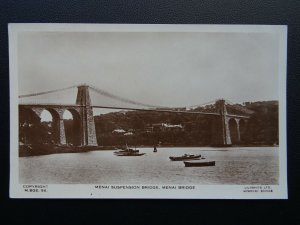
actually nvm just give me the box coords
[115,153,146,156]
[114,149,139,156]
[184,161,215,167]
[169,155,201,161]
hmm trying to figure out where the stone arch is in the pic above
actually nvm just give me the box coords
[63,108,81,146]
[42,108,60,120]
[40,108,61,144]
[229,118,239,144]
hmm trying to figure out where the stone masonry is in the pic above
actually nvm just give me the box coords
[76,85,98,146]
[212,99,232,146]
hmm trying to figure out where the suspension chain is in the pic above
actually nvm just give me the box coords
[225,99,254,114]
[18,85,78,98]
[18,84,252,114]
[89,85,168,109]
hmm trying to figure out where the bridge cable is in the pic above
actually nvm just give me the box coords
[19,85,78,98]
[90,85,222,112]
[188,100,216,108]
[224,99,254,114]
[89,85,170,109]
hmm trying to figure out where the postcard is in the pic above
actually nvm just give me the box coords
[9,23,287,198]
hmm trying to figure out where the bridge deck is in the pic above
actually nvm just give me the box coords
[19,104,250,118]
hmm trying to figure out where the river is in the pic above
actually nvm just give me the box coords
[19,147,278,185]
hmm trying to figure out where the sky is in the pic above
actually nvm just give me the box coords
[17,30,280,120]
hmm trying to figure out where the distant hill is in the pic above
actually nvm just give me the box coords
[241,101,279,145]
[19,101,278,147]
[93,100,279,146]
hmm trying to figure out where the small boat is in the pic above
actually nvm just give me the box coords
[114,144,139,155]
[184,161,215,167]
[169,154,201,161]
[114,144,145,156]
[115,152,146,156]
[114,149,139,154]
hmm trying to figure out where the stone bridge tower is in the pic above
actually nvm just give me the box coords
[76,85,98,146]
[211,99,232,146]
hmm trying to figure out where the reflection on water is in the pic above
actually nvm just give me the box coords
[19,147,278,185]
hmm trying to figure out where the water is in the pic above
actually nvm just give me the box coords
[19,147,278,185]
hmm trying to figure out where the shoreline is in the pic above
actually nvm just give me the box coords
[19,143,278,157]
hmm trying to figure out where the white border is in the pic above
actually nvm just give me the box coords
[9,23,287,199]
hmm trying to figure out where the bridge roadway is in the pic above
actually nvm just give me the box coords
[19,103,250,119]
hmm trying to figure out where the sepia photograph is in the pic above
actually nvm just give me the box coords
[9,24,287,198]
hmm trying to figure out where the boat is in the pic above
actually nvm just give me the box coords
[114,144,145,156]
[184,161,215,167]
[169,154,201,161]
[114,144,139,155]
[114,149,139,154]
[115,152,146,156]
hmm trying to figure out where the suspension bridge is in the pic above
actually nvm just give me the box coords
[19,84,253,147]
